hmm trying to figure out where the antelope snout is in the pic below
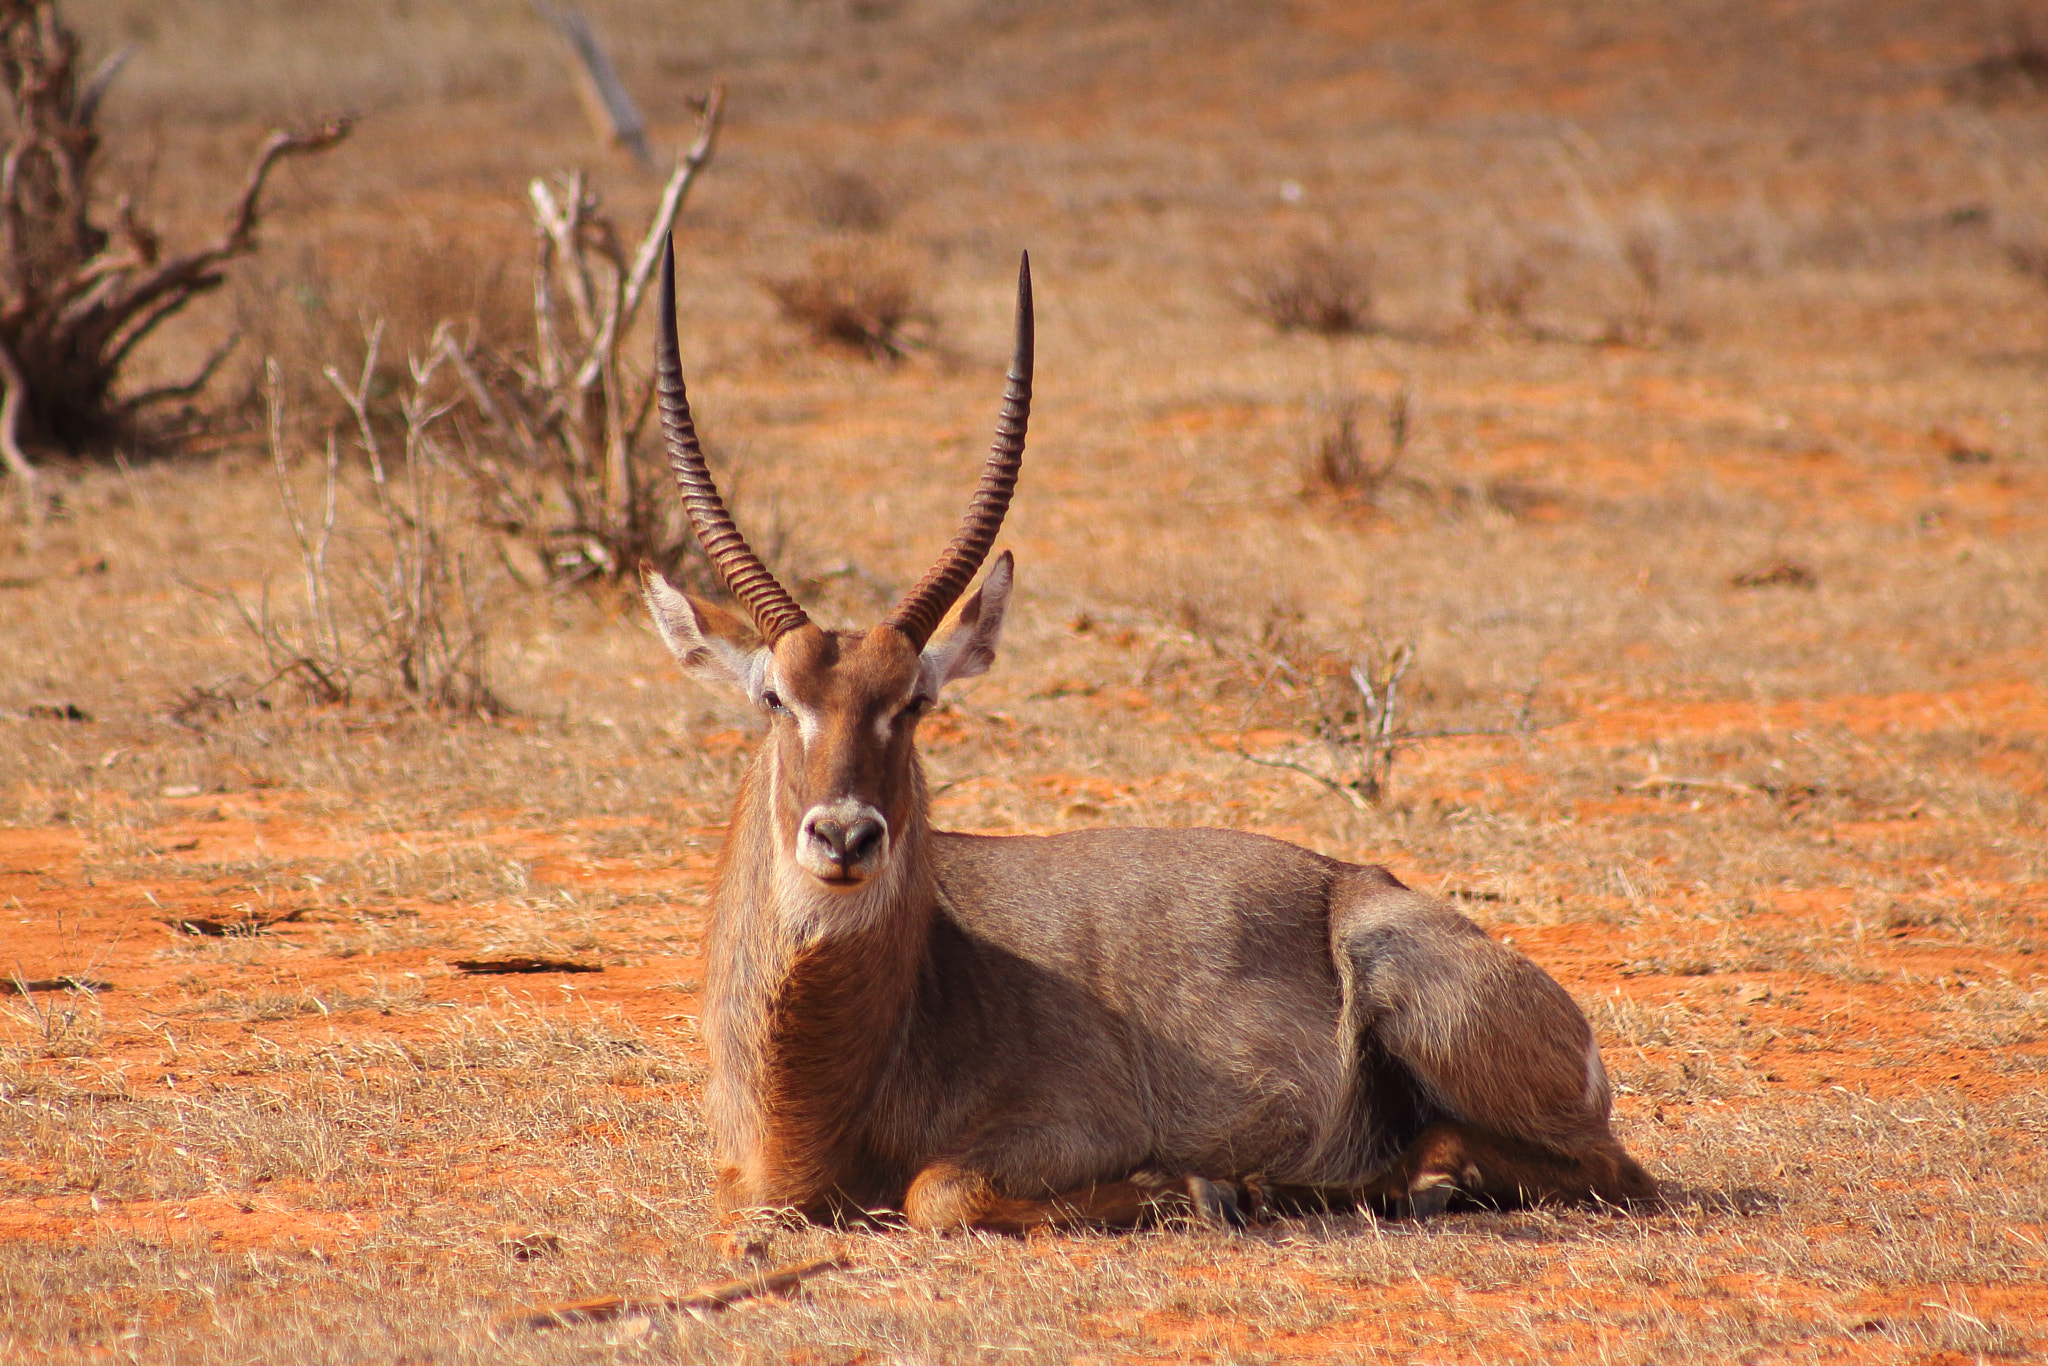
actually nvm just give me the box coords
[797,800,889,884]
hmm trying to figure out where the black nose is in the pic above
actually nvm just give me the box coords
[842,816,884,865]
[809,815,886,869]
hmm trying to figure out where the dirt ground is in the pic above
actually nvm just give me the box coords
[2,1,2045,1361]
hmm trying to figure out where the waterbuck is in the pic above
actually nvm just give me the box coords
[643,241,1656,1232]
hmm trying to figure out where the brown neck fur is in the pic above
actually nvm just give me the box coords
[703,731,935,1215]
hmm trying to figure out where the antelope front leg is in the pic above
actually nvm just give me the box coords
[903,1161,1245,1233]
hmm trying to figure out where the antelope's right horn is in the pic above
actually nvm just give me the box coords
[656,236,810,644]
[885,251,1032,650]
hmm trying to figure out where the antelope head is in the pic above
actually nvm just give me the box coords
[644,240,1030,891]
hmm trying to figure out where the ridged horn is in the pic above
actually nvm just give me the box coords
[885,251,1032,650]
[656,236,810,644]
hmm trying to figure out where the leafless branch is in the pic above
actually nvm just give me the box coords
[530,2,653,170]
[514,1257,850,1332]
[441,85,725,586]
[73,42,133,127]
[212,339,499,714]
[0,330,41,515]
[118,333,240,413]
[1230,641,1553,806]
[619,84,725,330]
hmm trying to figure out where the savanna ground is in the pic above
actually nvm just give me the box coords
[3,1,2046,1361]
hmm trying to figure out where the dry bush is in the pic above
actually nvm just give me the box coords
[2001,220,2048,295]
[1610,201,1683,344]
[436,89,728,585]
[214,346,500,715]
[764,239,929,360]
[1464,230,1542,332]
[0,0,348,485]
[1302,388,1409,507]
[1241,237,1375,335]
[800,164,896,232]
[2,970,103,1058]
[1221,626,1540,807]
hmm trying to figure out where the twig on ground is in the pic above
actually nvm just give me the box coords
[511,1256,850,1331]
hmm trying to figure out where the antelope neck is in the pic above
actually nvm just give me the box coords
[718,758,938,1212]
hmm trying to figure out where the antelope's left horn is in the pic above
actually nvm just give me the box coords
[885,251,1032,650]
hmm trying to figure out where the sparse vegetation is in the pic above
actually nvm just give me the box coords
[1949,22,2048,107]
[1464,231,1542,333]
[800,164,896,232]
[1614,202,1682,343]
[231,227,527,424]
[1232,634,1543,806]
[216,347,500,714]
[444,86,726,585]
[2003,225,2048,295]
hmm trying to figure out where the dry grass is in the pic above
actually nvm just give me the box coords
[230,227,528,425]
[799,165,899,233]
[2,0,2047,1361]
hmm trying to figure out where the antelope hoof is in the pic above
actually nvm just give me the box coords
[1184,1174,1245,1232]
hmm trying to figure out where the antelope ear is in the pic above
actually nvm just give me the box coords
[920,550,1013,695]
[643,566,768,695]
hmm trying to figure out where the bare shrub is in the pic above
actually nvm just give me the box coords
[0,0,348,487]
[1464,232,1542,331]
[3,911,107,1057]
[2001,221,2048,295]
[1241,238,1374,335]
[1302,388,1408,507]
[441,88,726,585]
[1572,200,1687,348]
[1621,218,1672,299]
[1231,637,1541,806]
[219,344,501,715]
[764,240,928,360]
[801,166,896,232]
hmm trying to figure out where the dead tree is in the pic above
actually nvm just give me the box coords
[0,0,349,492]
[531,2,653,170]
[442,85,724,584]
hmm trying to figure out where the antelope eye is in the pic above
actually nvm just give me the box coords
[898,696,929,723]
[761,689,790,716]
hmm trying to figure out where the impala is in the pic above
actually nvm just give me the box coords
[643,241,1655,1231]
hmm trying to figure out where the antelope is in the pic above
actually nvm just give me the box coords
[643,240,1656,1232]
